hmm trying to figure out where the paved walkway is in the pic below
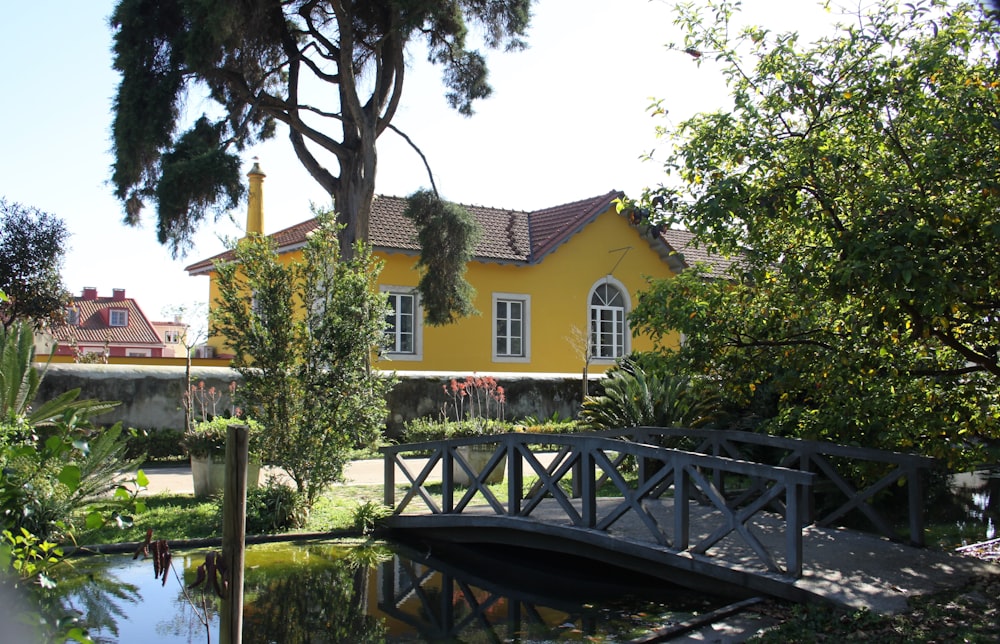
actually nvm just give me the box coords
[138,458,389,495]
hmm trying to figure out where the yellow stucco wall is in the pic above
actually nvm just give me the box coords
[202,206,680,372]
[374,207,678,374]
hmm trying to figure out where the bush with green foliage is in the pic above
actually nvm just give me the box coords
[243,477,308,534]
[0,321,145,642]
[579,358,724,430]
[125,427,186,461]
[400,418,510,443]
[627,0,1000,466]
[181,417,265,461]
[351,500,392,536]
[212,213,394,506]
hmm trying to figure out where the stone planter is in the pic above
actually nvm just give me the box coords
[190,455,262,498]
[453,445,507,486]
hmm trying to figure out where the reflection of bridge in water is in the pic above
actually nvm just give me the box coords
[381,428,998,613]
[377,542,719,642]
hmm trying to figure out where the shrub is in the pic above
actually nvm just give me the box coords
[400,418,513,444]
[125,427,187,461]
[182,417,265,461]
[243,477,308,534]
[352,500,391,535]
[580,359,724,430]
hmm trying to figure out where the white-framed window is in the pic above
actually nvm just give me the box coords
[588,278,631,361]
[493,293,530,362]
[164,330,181,344]
[128,349,151,357]
[109,309,128,327]
[381,286,422,361]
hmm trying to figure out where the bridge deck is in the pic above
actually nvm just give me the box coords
[391,496,996,614]
[384,450,999,614]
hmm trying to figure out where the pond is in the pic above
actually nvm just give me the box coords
[52,539,732,643]
[943,469,1000,544]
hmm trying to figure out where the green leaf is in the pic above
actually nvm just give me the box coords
[44,435,64,454]
[136,469,149,488]
[85,512,104,530]
[57,465,81,490]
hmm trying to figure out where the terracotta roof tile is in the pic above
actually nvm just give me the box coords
[658,228,739,278]
[529,191,623,260]
[185,191,734,276]
[50,296,162,346]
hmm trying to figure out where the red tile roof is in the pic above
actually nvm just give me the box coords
[50,295,162,346]
[185,192,734,276]
[658,228,739,278]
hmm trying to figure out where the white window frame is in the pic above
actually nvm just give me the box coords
[492,292,530,363]
[381,286,422,361]
[587,277,631,362]
[127,349,151,357]
[109,309,128,327]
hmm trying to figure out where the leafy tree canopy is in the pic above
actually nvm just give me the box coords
[629,0,1000,466]
[110,0,532,259]
[210,212,394,504]
[0,200,70,330]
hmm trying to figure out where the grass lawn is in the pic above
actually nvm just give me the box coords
[77,483,397,545]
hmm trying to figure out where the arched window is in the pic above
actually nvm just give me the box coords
[589,280,629,360]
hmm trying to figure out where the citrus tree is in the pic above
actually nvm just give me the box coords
[629,0,1000,466]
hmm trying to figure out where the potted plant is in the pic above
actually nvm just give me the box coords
[450,419,509,486]
[183,417,265,497]
[438,376,512,486]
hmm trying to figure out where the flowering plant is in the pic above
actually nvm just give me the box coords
[441,374,507,436]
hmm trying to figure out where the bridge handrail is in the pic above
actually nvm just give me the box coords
[381,433,815,577]
[603,426,935,546]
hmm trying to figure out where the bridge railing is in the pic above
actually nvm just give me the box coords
[603,427,936,546]
[382,433,815,577]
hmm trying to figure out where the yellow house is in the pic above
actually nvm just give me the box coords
[185,163,729,375]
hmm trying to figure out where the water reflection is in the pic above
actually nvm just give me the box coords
[55,540,723,643]
[948,470,1000,542]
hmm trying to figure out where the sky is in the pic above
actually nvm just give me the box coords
[0,0,835,326]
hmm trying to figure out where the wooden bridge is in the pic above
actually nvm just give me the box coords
[380,428,997,612]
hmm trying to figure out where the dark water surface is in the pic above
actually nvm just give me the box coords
[55,539,729,643]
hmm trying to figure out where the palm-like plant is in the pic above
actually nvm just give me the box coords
[1,321,136,541]
[580,359,723,430]
[1,322,117,429]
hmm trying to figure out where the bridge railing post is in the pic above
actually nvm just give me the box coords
[907,464,925,547]
[674,454,689,551]
[580,443,596,528]
[442,446,454,513]
[786,479,806,577]
[384,451,396,508]
[508,437,522,516]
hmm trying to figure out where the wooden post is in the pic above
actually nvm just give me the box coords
[220,424,249,644]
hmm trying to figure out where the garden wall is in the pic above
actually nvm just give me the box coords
[35,364,590,439]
